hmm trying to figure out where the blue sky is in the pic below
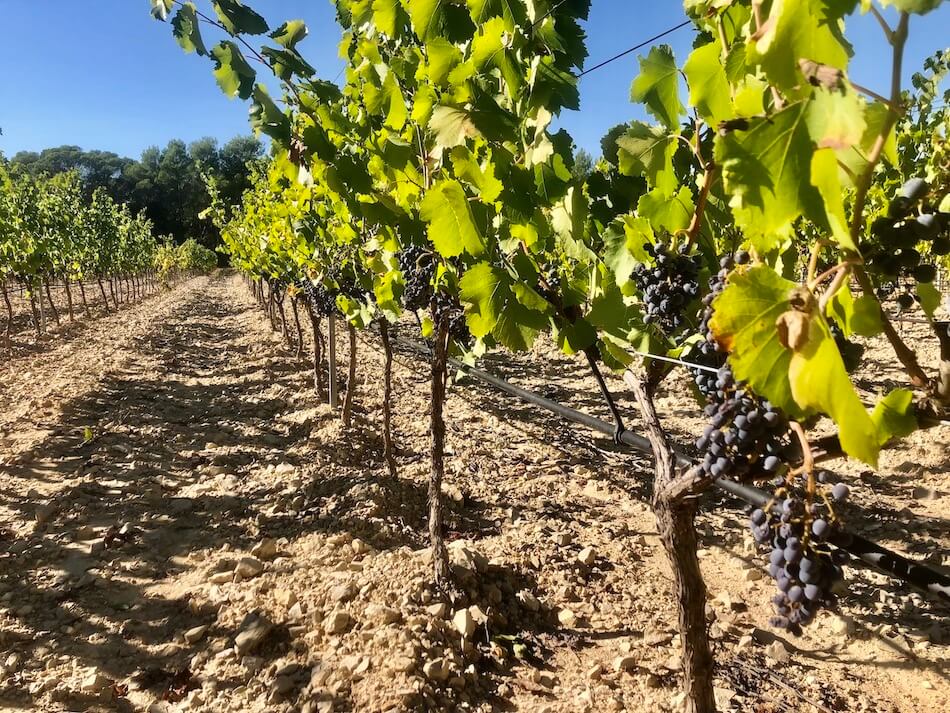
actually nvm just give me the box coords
[0,1,947,160]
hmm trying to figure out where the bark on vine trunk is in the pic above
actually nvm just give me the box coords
[625,369,716,713]
[97,277,111,312]
[379,319,398,480]
[291,296,304,360]
[64,279,75,322]
[342,324,357,428]
[78,281,91,318]
[276,291,293,349]
[43,280,61,327]
[108,278,117,308]
[428,315,451,588]
[306,307,324,398]
[30,284,43,336]
[1,282,13,345]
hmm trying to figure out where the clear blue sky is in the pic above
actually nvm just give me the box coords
[0,1,947,160]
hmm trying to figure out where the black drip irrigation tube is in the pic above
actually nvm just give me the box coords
[391,335,950,603]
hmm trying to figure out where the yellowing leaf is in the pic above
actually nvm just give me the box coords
[419,180,485,258]
[810,148,857,252]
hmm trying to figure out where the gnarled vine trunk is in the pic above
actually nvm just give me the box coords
[78,281,91,318]
[290,296,304,360]
[625,369,716,713]
[1,282,13,345]
[43,280,60,327]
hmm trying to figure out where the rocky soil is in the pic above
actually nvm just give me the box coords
[0,274,946,713]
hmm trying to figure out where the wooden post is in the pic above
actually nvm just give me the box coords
[328,316,338,407]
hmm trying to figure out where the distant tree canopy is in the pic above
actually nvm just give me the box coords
[9,136,264,252]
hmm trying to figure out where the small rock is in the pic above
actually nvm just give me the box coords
[587,664,604,680]
[80,669,114,694]
[614,655,637,673]
[422,658,450,682]
[829,615,854,637]
[453,609,476,638]
[366,604,401,625]
[273,675,295,695]
[517,590,540,612]
[744,568,764,582]
[234,557,264,579]
[251,538,278,561]
[351,538,371,555]
[235,614,273,655]
[277,590,298,609]
[426,603,448,618]
[287,602,305,621]
[577,547,596,567]
[75,525,97,541]
[35,503,57,525]
[185,625,210,644]
[553,532,573,547]
[324,610,352,635]
[558,609,578,627]
[208,572,232,585]
[330,582,357,603]
[764,641,788,663]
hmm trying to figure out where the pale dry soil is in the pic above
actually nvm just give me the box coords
[0,274,946,713]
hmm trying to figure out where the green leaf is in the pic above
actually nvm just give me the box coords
[807,88,866,152]
[269,20,308,49]
[879,0,943,13]
[711,265,880,465]
[637,186,694,234]
[555,318,597,355]
[171,3,207,55]
[419,180,485,258]
[683,40,731,125]
[871,389,917,446]
[787,312,879,466]
[459,262,548,351]
[422,39,463,85]
[250,84,291,144]
[826,286,882,338]
[261,47,316,81]
[709,265,804,416]
[918,282,941,318]
[403,0,445,41]
[373,0,402,35]
[810,148,857,252]
[450,147,503,203]
[615,122,678,196]
[429,105,479,148]
[551,187,594,261]
[714,101,824,252]
[212,0,269,35]
[630,45,684,130]
[602,215,653,288]
[150,0,174,21]
[211,41,256,99]
[746,0,848,92]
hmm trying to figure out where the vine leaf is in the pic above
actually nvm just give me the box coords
[270,20,308,49]
[150,0,174,21]
[172,3,207,56]
[212,0,270,36]
[429,106,480,148]
[826,286,882,338]
[714,101,824,252]
[419,180,485,258]
[616,122,678,196]
[211,41,257,99]
[871,389,917,447]
[683,40,731,125]
[810,148,857,252]
[602,215,653,289]
[637,186,694,234]
[710,265,880,465]
[459,262,548,351]
[403,0,445,41]
[373,0,402,36]
[630,45,684,130]
[917,282,941,318]
[746,0,848,93]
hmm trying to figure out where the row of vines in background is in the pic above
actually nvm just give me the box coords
[0,163,217,343]
[150,1,949,711]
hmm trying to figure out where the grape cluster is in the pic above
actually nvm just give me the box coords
[300,278,336,317]
[329,267,364,303]
[749,473,850,633]
[430,290,469,343]
[864,178,948,282]
[630,241,702,333]
[689,251,794,482]
[399,245,436,311]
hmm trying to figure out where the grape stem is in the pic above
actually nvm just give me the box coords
[789,422,816,500]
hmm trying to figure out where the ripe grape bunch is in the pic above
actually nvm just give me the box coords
[690,252,793,482]
[399,245,436,311]
[430,290,469,343]
[630,241,702,333]
[749,472,850,633]
[300,277,336,317]
[863,177,947,284]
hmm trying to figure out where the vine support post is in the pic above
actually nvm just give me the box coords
[342,324,357,428]
[428,314,451,589]
[307,309,325,399]
[328,316,339,408]
[276,290,292,349]
[624,369,717,713]
[96,277,110,312]
[379,319,398,480]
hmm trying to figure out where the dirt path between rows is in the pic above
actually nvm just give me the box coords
[0,274,946,713]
